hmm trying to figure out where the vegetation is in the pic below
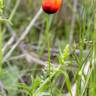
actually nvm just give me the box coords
[0,0,96,96]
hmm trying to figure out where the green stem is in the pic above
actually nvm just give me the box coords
[45,15,52,95]
[0,25,2,72]
[33,15,53,96]
[46,15,51,79]
[0,0,3,75]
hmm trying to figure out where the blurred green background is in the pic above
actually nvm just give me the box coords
[0,0,96,96]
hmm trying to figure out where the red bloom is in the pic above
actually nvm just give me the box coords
[42,0,62,14]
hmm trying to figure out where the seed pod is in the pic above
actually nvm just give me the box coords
[42,0,62,14]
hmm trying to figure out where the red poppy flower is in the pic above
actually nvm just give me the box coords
[42,0,62,14]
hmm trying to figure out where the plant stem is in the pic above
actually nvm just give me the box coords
[46,17,51,72]
[0,25,2,74]
[0,0,3,75]
[33,15,53,96]
[45,15,52,95]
